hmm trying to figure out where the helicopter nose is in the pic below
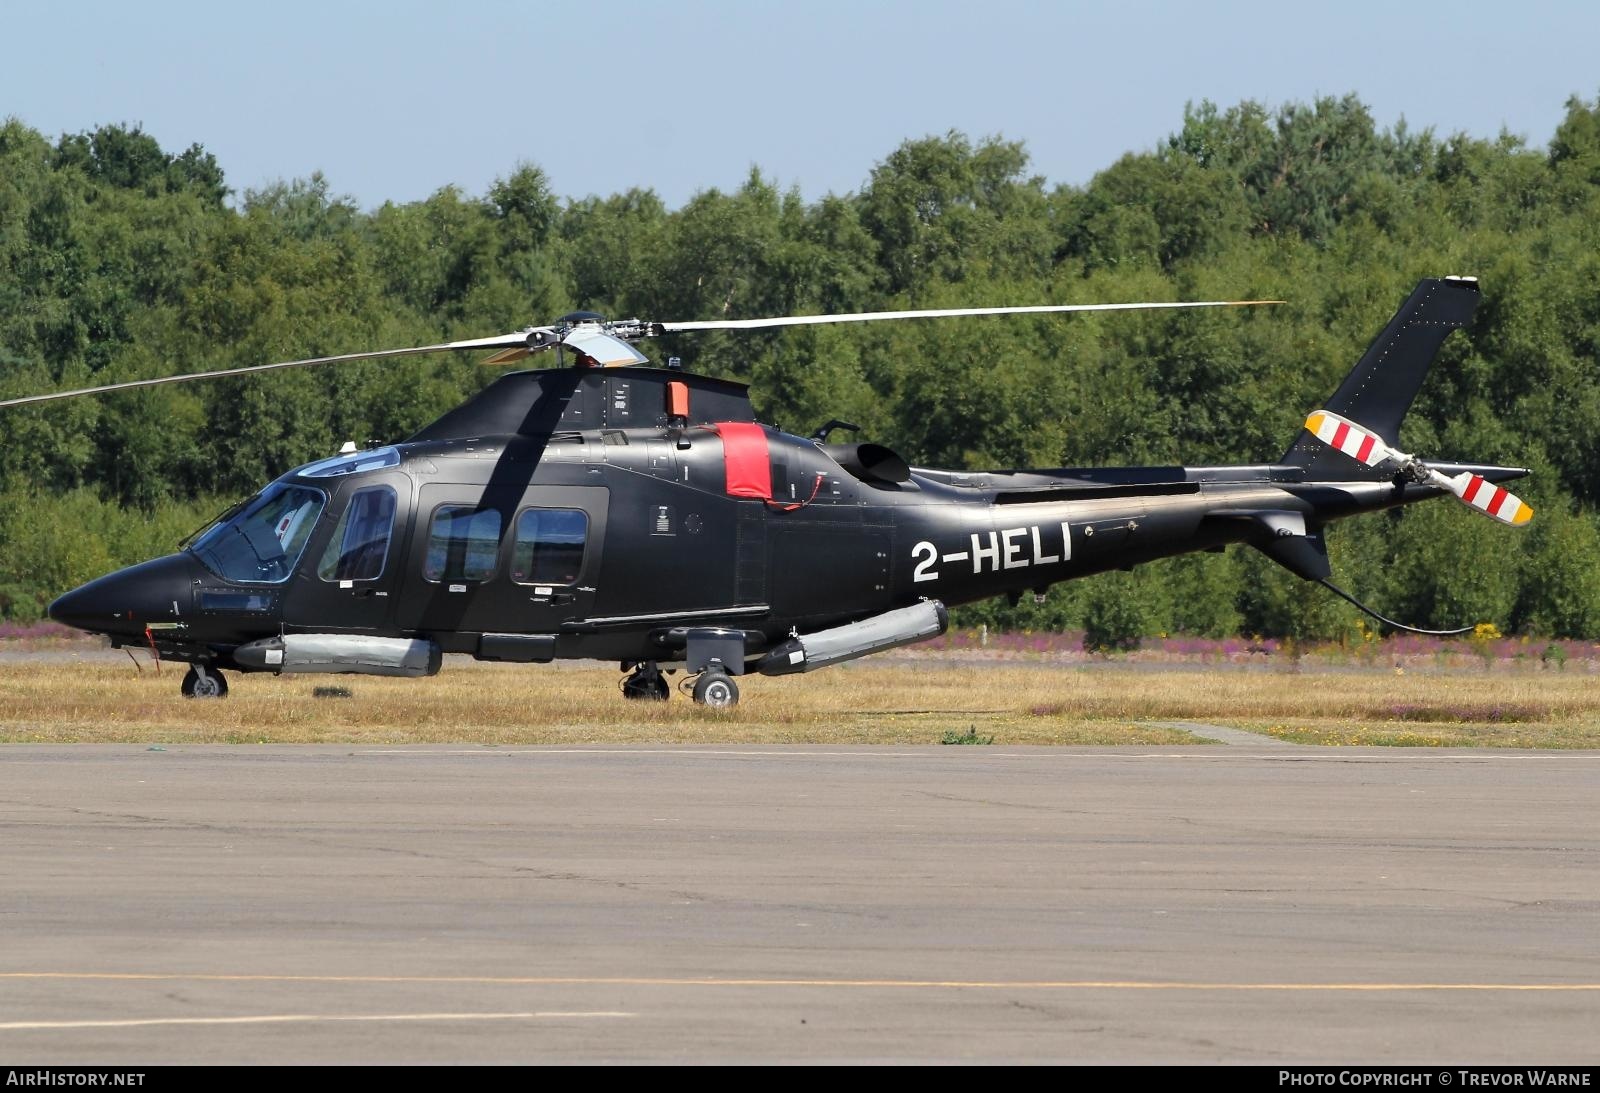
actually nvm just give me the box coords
[48,554,194,635]
[46,585,92,629]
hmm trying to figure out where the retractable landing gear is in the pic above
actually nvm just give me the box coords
[690,667,739,709]
[181,664,229,699]
[620,661,670,701]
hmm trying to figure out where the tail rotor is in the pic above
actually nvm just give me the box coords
[1304,410,1532,527]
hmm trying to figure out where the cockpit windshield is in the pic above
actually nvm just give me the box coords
[189,484,326,584]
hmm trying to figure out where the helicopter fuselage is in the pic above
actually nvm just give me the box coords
[48,365,1470,676]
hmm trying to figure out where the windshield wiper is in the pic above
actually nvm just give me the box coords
[179,496,252,550]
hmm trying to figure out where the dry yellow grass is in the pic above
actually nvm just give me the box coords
[2,652,1599,746]
[0,656,1181,745]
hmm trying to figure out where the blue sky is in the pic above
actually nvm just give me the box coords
[5,1,1597,210]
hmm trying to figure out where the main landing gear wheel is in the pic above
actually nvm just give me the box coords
[621,662,670,701]
[691,670,739,709]
[181,665,228,699]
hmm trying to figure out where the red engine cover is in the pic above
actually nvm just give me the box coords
[716,421,772,500]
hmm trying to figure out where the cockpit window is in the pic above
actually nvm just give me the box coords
[189,484,326,585]
[318,486,397,583]
[298,446,401,478]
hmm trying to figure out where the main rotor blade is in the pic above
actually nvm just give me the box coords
[0,331,546,408]
[480,347,532,366]
[655,299,1282,333]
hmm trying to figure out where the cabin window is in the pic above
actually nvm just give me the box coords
[510,508,588,585]
[318,486,397,583]
[189,484,326,585]
[423,506,502,583]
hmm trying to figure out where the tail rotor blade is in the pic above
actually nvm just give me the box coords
[1303,410,1396,468]
[1433,470,1534,526]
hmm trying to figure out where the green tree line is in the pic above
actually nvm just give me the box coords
[3,93,1600,640]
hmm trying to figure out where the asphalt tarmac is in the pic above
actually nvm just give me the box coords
[1,745,1596,1064]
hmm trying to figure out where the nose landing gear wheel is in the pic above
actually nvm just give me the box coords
[181,665,228,699]
[691,670,739,709]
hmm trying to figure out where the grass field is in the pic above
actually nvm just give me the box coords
[2,646,1598,746]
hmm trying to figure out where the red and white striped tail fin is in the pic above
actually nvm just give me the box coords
[1435,470,1534,527]
[1303,410,1396,468]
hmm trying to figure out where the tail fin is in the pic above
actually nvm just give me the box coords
[1282,277,1480,479]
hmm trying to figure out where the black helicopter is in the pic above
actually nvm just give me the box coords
[7,276,1530,706]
